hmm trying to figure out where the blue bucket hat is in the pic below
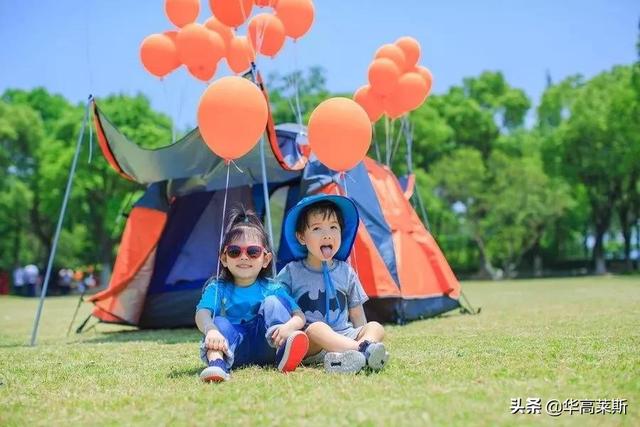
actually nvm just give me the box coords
[283,194,359,262]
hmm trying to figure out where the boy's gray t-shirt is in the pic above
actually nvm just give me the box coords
[276,260,369,333]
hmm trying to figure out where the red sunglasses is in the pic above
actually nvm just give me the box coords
[224,245,266,259]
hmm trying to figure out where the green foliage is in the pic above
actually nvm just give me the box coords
[482,150,572,274]
[0,88,171,272]
[267,66,331,124]
[540,66,640,272]
[1,59,638,278]
[463,71,531,130]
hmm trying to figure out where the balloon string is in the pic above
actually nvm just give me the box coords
[161,80,176,144]
[389,116,407,166]
[384,116,390,166]
[255,19,269,67]
[405,118,415,173]
[341,172,349,196]
[372,124,381,163]
[176,76,189,143]
[292,42,303,126]
[389,118,397,166]
[229,159,244,173]
[215,162,231,281]
[336,173,360,279]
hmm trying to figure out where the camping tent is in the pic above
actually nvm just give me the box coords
[86,91,462,329]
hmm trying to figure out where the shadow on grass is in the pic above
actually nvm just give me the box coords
[0,342,31,349]
[168,365,201,378]
[80,328,200,345]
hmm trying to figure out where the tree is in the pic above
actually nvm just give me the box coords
[267,66,331,124]
[0,98,49,267]
[430,148,498,277]
[549,67,640,274]
[0,89,172,284]
[482,146,572,277]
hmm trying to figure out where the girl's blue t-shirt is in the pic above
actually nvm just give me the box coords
[195,278,300,325]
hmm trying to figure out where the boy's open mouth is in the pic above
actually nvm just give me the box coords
[320,244,333,259]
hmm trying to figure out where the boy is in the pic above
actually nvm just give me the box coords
[277,194,389,373]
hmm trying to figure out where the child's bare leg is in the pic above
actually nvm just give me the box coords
[305,321,359,354]
[356,321,385,344]
[206,349,224,361]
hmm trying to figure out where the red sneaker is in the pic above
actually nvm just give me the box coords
[276,331,309,373]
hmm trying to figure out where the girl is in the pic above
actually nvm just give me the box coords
[195,207,308,382]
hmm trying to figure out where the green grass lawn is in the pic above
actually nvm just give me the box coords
[1,276,638,426]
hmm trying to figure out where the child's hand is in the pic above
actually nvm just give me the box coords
[271,324,294,348]
[205,329,228,353]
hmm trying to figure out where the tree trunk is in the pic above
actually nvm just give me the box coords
[590,196,613,275]
[636,220,640,271]
[583,227,590,260]
[474,234,500,280]
[618,202,633,272]
[532,238,543,277]
[593,229,607,275]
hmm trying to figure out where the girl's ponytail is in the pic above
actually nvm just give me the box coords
[224,207,264,234]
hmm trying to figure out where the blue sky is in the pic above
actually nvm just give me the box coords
[1,0,637,129]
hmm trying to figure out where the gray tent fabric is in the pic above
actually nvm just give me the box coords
[94,104,301,189]
[164,186,253,285]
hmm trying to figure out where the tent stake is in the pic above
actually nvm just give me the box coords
[30,95,93,346]
[66,289,87,337]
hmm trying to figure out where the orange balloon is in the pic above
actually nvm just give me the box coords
[140,33,180,78]
[204,17,234,54]
[275,0,314,40]
[255,0,278,6]
[374,44,406,72]
[188,62,217,82]
[368,58,400,97]
[227,36,256,73]
[176,23,225,70]
[383,72,429,118]
[353,85,384,123]
[248,14,286,57]
[164,30,178,43]
[413,65,434,96]
[395,36,421,71]
[209,0,253,28]
[308,97,372,172]
[198,76,268,160]
[165,0,200,28]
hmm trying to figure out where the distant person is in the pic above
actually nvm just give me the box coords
[84,269,97,290]
[73,269,85,294]
[195,208,308,382]
[13,266,25,296]
[24,264,39,297]
[58,268,73,295]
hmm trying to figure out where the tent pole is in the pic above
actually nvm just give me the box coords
[30,95,92,346]
[259,135,277,277]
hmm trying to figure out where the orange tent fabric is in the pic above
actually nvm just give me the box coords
[364,158,461,299]
[89,207,166,324]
